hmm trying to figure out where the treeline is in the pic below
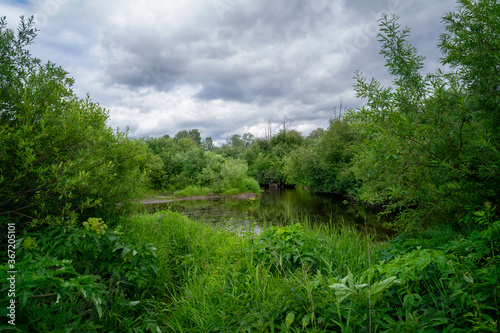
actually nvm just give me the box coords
[141,131,260,196]
[1,0,499,330]
[144,114,359,197]
[216,116,358,196]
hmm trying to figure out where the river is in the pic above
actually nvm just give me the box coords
[141,188,395,239]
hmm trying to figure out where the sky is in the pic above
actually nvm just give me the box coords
[1,0,458,145]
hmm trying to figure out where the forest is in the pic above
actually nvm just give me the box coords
[1,0,499,331]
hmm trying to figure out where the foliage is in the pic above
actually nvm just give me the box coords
[142,136,260,195]
[439,0,500,140]
[284,118,359,195]
[0,16,148,228]
[174,129,202,146]
[0,218,164,332]
[251,223,327,275]
[346,12,499,230]
[218,122,358,197]
[173,185,212,197]
[121,211,373,332]
[118,207,498,332]
[2,2,499,331]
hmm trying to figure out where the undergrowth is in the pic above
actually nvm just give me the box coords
[0,218,166,332]
[2,203,498,332]
[122,204,499,332]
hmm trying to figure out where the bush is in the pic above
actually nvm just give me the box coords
[0,218,164,332]
[0,16,148,228]
[251,223,327,275]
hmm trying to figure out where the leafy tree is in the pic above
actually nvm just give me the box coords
[284,118,358,194]
[347,11,499,230]
[217,133,248,159]
[306,128,325,141]
[439,0,500,140]
[203,136,215,151]
[242,132,256,147]
[0,16,147,227]
[143,134,260,195]
[174,129,202,146]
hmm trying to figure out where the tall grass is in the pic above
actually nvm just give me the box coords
[173,185,213,197]
[123,211,373,331]
[122,206,499,332]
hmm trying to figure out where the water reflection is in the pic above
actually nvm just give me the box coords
[141,188,395,239]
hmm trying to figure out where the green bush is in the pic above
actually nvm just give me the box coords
[251,223,327,275]
[0,218,164,332]
[0,16,148,228]
[240,177,261,194]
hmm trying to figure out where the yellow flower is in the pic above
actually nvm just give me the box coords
[24,237,38,250]
[84,217,108,235]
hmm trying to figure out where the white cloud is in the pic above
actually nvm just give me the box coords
[1,0,458,144]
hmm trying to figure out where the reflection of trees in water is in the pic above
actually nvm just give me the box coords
[143,188,394,239]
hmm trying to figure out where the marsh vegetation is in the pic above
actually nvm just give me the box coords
[1,1,499,331]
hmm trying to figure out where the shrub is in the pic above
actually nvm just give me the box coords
[0,219,163,332]
[251,223,327,275]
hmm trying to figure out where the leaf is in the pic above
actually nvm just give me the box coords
[91,294,103,318]
[436,254,447,271]
[347,270,355,289]
[302,314,310,328]
[370,276,399,296]
[463,273,474,284]
[285,311,295,329]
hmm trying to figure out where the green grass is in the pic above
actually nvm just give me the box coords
[122,211,374,332]
[8,208,497,332]
[122,210,500,332]
[173,185,213,197]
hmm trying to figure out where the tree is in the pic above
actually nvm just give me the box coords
[439,0,500,140]
[203,136,215,151]
[284,118,358,194]
[279,114,293,134]
[217,134,246,159]
[0,16,148,227]
[347,11,499,230]
[242,132,255,147]
[227,134,244,148]
[174,129,202,146]
[263,117,275,145]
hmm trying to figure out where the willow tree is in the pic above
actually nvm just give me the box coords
[0,16,148,228]
[347,1,499,231]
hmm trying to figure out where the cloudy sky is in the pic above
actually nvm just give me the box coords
[2,0,458,144]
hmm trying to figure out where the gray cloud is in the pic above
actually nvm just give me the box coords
[1,0,458,144]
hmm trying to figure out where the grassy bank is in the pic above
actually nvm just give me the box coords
[3,208,498,331]
[121,208,499,332]
[123,211,373,332]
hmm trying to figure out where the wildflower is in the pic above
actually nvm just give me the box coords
[24,237,38,250]
[83,217,108,236]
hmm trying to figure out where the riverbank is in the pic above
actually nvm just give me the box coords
[140,192,258,204]
[11,208,499,331]
[121,210,500,332]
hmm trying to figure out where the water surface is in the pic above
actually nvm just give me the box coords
[142,188,394,239]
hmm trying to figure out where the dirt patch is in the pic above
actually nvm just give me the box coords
[140,193,258,204]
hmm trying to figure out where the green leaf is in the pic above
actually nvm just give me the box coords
[301,314,310,328]
[285,311,295,329]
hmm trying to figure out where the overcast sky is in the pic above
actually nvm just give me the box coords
[2,0,458,144]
